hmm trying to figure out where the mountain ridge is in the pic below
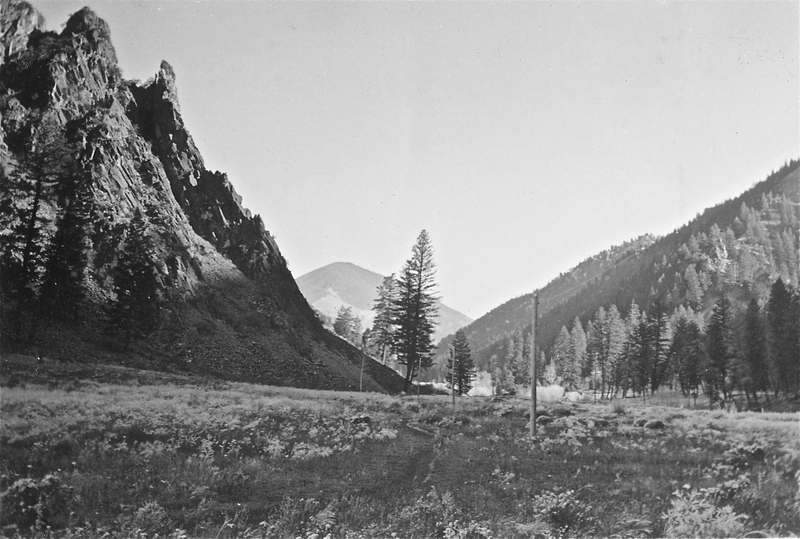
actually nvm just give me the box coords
[433,160,799,376]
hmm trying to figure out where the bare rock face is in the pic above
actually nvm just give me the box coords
[128,61,287,281]
[0,1,404,392]
[1,0,42,66]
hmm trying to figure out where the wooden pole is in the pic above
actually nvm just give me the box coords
[450,346,456,407]
[359,343,365,392]
[530,292,539,439]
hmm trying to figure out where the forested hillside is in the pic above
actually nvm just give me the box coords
[433,160,800,403]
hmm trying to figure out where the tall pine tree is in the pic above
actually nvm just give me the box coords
[1,114,77,344]
[670,317,704,398]
[705,295,736,406]
[741,298,769,405]
[38,169,95,323]
[371,274,398,364]
[393,230,439,392]
[766,278,799,396]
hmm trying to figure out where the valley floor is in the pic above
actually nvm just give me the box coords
[1,355,799,538]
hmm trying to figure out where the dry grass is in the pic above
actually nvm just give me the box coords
[1,373,798,538]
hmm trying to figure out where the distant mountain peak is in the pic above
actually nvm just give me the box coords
[296,261,473,343]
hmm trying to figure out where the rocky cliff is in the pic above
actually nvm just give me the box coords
[0,2,404,392]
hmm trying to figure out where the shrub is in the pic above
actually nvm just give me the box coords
[529,489,593,536]
[392,487,489,538]
[128,501,173,537]
[267,497,321,536]
[611,401,627,415]
[0,474,73,530]
[663,490,748,538]
[395,487,458,537]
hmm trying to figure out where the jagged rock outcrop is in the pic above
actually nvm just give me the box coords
[0,1,404,392]
[129,61,293,285]
[1,0,42,66]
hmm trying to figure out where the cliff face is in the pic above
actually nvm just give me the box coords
[1,0,43,66]
[0,2,403,392]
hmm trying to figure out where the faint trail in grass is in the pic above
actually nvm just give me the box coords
[249,422,437,508]
[402,423,436,485]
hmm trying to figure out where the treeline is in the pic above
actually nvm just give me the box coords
[543,278,799,407]
[485,277,799,407]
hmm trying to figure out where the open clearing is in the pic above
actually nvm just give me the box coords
[1,357,799,538]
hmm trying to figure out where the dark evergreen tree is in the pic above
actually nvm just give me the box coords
[647,297,671,392]
[741,298,770,405]
[38,170,95,323]
[670,317,704,398]
[392,230,439,392]
[447,328,476,395]
[1,114,76,343]
[587,308,606,394]
[705,295,736,406]
[620,301,642,398]
[111,211,163,350]
[605,305,627,398]
[766,278,800,396]
[630,319,651,401]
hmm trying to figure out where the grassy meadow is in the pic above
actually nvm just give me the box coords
[1,357,799,538]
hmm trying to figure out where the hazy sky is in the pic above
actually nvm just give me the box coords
[34,0,799,319]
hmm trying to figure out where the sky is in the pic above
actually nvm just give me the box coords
[34,0,799,320]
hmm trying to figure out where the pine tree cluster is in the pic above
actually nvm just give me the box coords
[368,231,439,392]
[544,279,800,407]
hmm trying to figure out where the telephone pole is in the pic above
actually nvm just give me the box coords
[450,346,456,407]
[530,292,539,439]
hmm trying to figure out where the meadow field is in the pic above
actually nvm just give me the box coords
[1,356,799,538]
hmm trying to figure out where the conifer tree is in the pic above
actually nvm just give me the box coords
[705,295,736,405]
[620,301,642,398]
[112,210,163,350]
[604,305,627,398]
[570,316,587,388]
[333,306,361,345]
[392,230,439,392]
[585,319,598,384]
[1,114,76,343]
[670,317,704,398]
[371,274,398,364]
[766,278,800,396]
[38,171,95,323]
[741,298,769,404]
[447,328,476,395]
[684,264,704,307]
[553,325,577,389]
[647,297,672,392]
[630,318,651,401]
[587,311,605,394]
